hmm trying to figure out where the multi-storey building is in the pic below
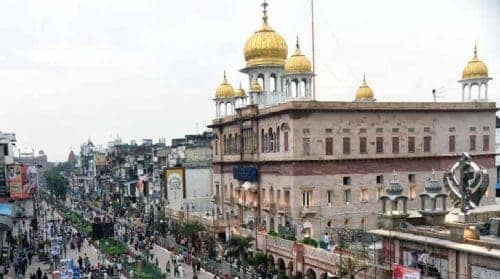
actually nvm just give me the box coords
[209,2,496,241]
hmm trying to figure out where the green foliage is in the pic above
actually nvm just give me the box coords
[300,237,318,248]
[268,230,278,237]
[99,238,128,256]
[277,271,289,279]
[180,220,206,242]
[226,235,254,264]
[249,252,271,267]
[44,170,68,198]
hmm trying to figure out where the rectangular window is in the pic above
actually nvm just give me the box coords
[469,127,476,132]
[327,190,333,205]
[470,135,476,151]
[449,127,456,132]
[342,128,350,133]
[408,174,416,183]
[284,190,290,205]
[424,127,431,133]
[325,137,333,155]
[408,128,415,133]
[359,128,367,133]
[325,128,333,134]
[303,138,310,155]
[483,126,490,131]
[424,136,431,152]
[302,191,312,207]
[408,136,415,153]
[449,135,456,153]
[284,132,289,151]
[392,137,400,154]
[376,128,383,133]
[343,189,351,204]
[376,137,384,153]
[359,137,367,154]
[376,175,384,184]
[343,176,351,186]
[410,186,416,200]
[483,135,490,151]
[343,137,351,154]
[361,189,368,203]
[392,128,399,133]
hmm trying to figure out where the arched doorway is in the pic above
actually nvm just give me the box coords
[277,258,286,272]
[306,268,317,279]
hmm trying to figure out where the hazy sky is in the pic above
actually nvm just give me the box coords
[0,0,498,161]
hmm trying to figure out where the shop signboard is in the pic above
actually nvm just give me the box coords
[392,264,421,279]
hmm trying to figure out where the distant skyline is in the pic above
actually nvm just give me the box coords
[0,0,498,161]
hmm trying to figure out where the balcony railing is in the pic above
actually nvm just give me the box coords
[277,204,291,214]
[300,205,320,217]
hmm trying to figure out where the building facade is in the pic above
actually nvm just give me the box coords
[209,1,496,243]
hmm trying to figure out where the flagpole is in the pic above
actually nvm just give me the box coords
[311,0,316,100]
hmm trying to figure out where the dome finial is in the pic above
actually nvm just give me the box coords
[296,36,300,50]
[261,0,269,24]
[474,44,478,58]
[363,74,367,85]
[223,70,227,82]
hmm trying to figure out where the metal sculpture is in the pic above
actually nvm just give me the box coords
[443,152,489,214]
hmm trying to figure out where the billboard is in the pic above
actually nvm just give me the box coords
[7,164,37,200]
[165,167,185,210]
[392,264,421,279]
[7,164,22,198]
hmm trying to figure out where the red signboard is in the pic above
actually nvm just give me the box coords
[392,264,420,279]
[7,164,36,200]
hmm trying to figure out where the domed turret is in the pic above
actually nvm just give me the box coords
[355,75,374,101]
[243,1,287,67]
[285,37,312,74]
[215,71,235,99]
[458,45,492,102]
[462,45,488,79]
[234,82,247,97]
[250,82,263,93]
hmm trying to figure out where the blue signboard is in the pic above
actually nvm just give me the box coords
[0,203,12,216]
[233,166,258,182]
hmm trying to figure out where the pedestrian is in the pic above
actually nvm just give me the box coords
[42,272,48,279]
[36,267,42,279]
[78,256,83,269]
[166,260,170,273]
[174,263,179,277]
[27,250,33,265]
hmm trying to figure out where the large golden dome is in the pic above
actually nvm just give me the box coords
[355,75,374,101]
[462,46,488,79]
[215,71,235,99]
[243,1,288,67]
[285,38,312,74]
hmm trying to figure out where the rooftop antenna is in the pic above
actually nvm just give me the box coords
[431,86,446,102]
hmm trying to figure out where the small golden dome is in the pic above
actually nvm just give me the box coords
[234,82,247,97]
[250,82,263,93]
[215,71,235,99]
[355,75,374,101]
[462,45,488,79]
[243,1,288,67]
[285,37,312,74]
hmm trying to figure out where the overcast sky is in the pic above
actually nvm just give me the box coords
[0,0,498,161]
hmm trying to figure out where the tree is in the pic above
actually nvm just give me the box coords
[180,220,206,243]
[226,235,254,265]
[335,257,370,279]
[44,170,68,199]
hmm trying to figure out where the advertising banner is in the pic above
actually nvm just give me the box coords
[165,167,185,210]
[7,164,22,198]
[8,164,37,200]
[392,264,421,279]
[0,149,8,197]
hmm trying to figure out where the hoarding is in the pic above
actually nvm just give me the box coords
[392,264,421,279]
[7,164,23,198]
[8,164,37,200]
[165,167,185,210]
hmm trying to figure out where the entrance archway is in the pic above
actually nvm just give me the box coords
[306,268,317,279]
[277,258,286,272]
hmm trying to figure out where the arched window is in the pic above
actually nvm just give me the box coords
[276,127,280,152]
[228,134,233,154]
[270,74,277,92]
[258,74,265,91]
[292,79,299,98]
[223,135,227,154]
[214,135,219,155]
[261,129,265,153]
[219,103,225,116]
[268,128,274,152]
[285,80,290,97]
[227,102,233,115]
[301,79,307,97]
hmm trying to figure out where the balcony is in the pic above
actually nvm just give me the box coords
[300,205,320,217]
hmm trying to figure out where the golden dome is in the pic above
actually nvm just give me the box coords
[215,71,235,99]
[285,38,312,74]
[462,46,488,79]
[243,1,288,67]
[355,75,374,101]
[250,82,263,93]
[234,82,247,97]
